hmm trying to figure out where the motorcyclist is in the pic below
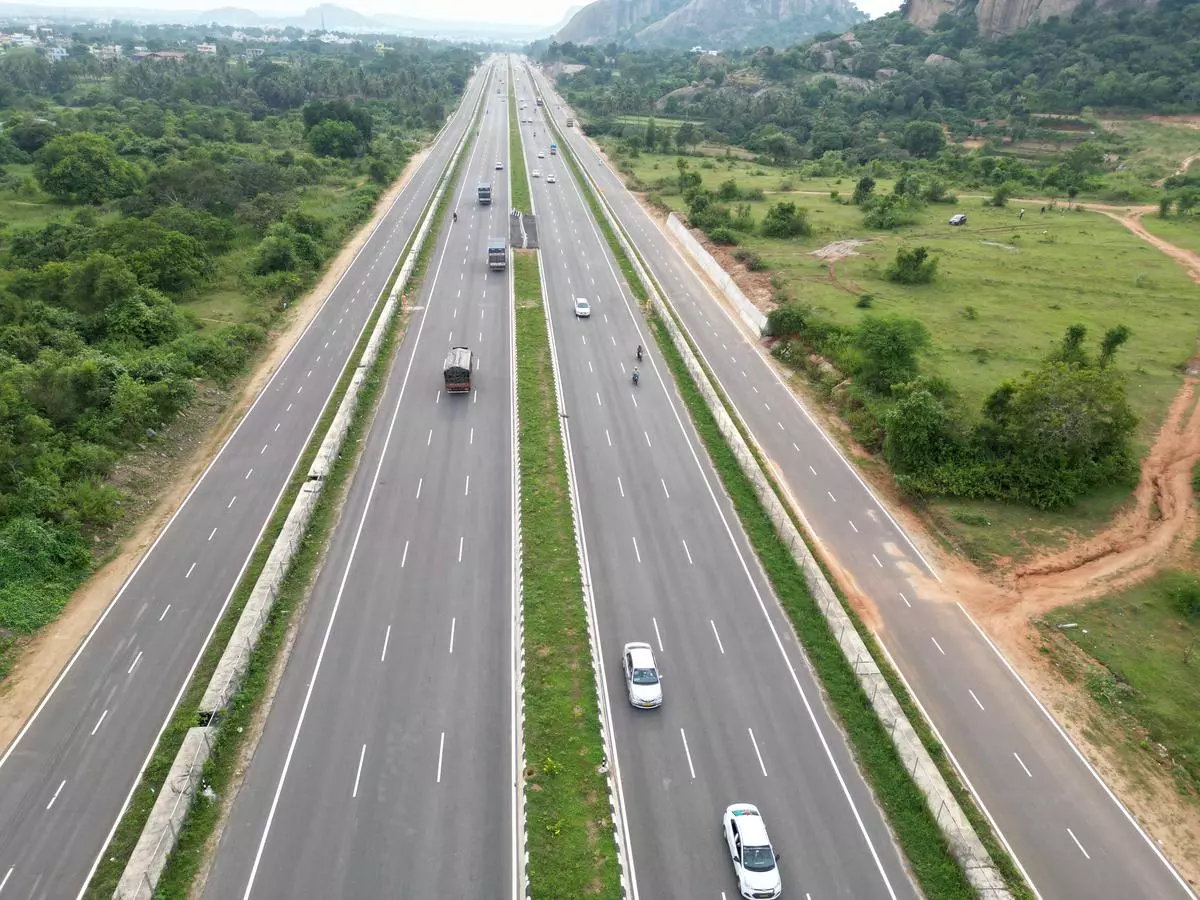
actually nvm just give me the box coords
[632,366,640,386]
[636,344,643,361]
[452,211,458,223]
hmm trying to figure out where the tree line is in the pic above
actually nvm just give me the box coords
[0,31,474,669]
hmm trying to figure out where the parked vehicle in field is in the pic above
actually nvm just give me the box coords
[949,213,967,226]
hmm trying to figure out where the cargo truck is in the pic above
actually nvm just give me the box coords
[549,143,557,156]
[536,97,544,107]
[443,347,473,393]
[488,240,507,271]
[477,182,492,204]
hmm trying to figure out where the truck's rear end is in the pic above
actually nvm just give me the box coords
[477,182,492,205]
[487,240,507,271]
[443,346,473,393]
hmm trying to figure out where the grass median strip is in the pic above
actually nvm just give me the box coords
[508,65,531,213]
[547,102,1030,898]
[515,249,622,899]
[83,99,480,900]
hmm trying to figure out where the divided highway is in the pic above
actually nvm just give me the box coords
[200,65,516,899]
[0,63,491,900]
[513,66,917,900]
[526,61,1196,900]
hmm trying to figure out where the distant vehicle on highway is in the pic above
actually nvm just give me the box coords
[573,297,591,318]
[495,161,504,170]
[722,804,782,899]
[531,169,541,178]
[537,151,545,159]
[621,642,662,708]
[443,346,473,393]
[487,239,507,271]
[949,213,967,225]
[546,173,556,184]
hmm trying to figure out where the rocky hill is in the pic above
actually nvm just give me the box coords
[904,0,1153,36]
[555,0,866,49]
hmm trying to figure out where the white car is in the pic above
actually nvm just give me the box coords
[537,151,545,159]
[722,804,782,899]
[573,296,592,318]
[621,642,662,707]
[495,161,503,170]
[547,173,556,184]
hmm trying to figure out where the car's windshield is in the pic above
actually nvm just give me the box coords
[742,845,776,873]
[631,667,659,685]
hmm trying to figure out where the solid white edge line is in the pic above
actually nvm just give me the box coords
[68,66,489,900]
[529,113,640,899]
[551,72,943,586]
[352,744,366,798]
[872,636,1044,899]
[238,81,488,899]
[956,602,1196,897]
[559,101,903,900]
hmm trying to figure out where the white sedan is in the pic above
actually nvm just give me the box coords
[621,641,662,708]
[495,161,503,170]
[546,173,557,184]
[573,297,591,318]
[531,169,541,179]
[722,804,782,899]
[537,151,545,159]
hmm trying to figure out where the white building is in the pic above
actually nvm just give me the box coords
[196,42,217,55]
[44,46,69,62]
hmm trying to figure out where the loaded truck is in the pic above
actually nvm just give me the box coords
[536,97,544,107]
[550,143,557,156]
[488,240,507,271]
[443,347,473,393]
[477,182,492,204]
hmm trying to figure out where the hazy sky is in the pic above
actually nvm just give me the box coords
[18,0,904,27]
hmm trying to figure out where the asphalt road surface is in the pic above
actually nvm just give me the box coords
[200,64,516,900]
[513,65,917,900]
[525,61,1196,900]
[0,63,492,900]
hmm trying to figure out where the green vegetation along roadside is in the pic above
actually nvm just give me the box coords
[508,69,532,213]
[0,36,474,680]
[82,97,478,898]
[549,111,1032,898]
[514,247,622,898]
[1037,568,1200,802]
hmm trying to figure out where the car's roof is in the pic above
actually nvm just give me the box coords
[728,805,770,844]
[575,296,590,304]
[625,642,655,668]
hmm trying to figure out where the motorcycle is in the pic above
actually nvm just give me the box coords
[636,345,643,361]
[632,368,640,386]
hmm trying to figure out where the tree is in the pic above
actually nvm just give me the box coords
[644,117,658,151]
[902,121,945,159]
[308,119,364,158]
[760,201,811,239]
[852,175,875,206]
[883,387,956,472]
[34,133,142,205]
[885,246,938,284]
[1099,324,1131,367]
[675,121,697,153]
[852,316,930,394]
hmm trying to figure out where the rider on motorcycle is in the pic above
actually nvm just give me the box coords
[452,211,458,223]
[636,344,643,361]
[632,366,640,385]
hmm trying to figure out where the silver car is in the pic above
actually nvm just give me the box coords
[621,642,662,708]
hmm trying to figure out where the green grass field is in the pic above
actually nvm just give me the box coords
[1100,117,1200,184]
[1049,570,1200,800]
[1141,213,1200,256]
[613,146,1200,562]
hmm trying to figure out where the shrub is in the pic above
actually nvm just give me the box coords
[856,294,874,309]
[885,246,939,284]
[732,248,766,271]
[707,227,740,245]
[760,201,812,239]
[863,194,920,230]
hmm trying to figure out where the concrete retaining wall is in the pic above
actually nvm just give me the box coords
[665,213,767,336]
[561,113,1014,900]
[112,75,487,900]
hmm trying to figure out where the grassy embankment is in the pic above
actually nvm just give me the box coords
[1037,568,1200,804]
[83,110,476,900]
[611,143,1198,564]
[1142,212,1200,256]
[511,63,623,900]
[555,115,1032,900]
